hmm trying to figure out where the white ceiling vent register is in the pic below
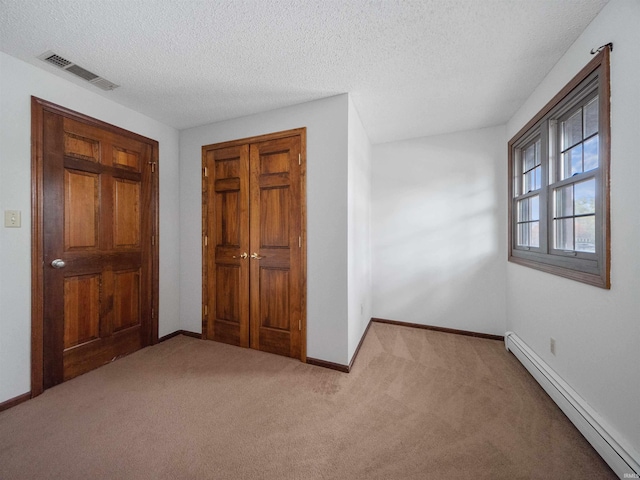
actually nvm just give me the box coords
[38,51,119,91]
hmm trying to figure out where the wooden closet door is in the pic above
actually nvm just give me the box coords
[202,129,305,360]
[41,112,155,387]
[203,145,250,346]
[249,136,303,358]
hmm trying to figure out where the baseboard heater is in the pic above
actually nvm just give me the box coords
[505,332,639,479]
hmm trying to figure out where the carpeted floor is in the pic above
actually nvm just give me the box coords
[0,322,616,479]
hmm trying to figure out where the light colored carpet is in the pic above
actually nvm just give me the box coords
[0,322,615,479]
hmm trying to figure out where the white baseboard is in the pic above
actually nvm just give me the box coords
[505,332,639,479]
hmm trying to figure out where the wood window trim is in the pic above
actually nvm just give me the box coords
[508,48,611,289]
[30,97,160,397]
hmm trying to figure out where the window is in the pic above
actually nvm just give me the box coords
[508,48,610,288]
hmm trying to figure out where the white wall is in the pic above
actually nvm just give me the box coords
[372,126,507,336]
[347,97,373,361]
[506,0,640,460]
[179,95,350,365]
[0,52,181,404]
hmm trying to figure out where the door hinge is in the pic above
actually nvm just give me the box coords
[298,236,301,248]
[204,305,208,316]
[151,308,155,319]
[203,166,208,177]
[151,235,156,246]
[299,319,302,331]
[148,161,157,173]
[204,235,208,246]
[298,153,301,165]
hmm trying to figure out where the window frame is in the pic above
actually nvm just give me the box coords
[508,48,611,289]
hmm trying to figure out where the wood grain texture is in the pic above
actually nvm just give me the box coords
[64,170,99,250]
[31,97,159,394]
[202,128,306,361]
[203,144,250,347]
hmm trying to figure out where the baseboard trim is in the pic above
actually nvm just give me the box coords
[0,392,31,412]
[349,318,373,371]
[505,332,639,478]
[306,357,350,373]
[372,317,504,341]
[158,330,202,342]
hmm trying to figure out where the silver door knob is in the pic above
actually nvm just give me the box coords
[250,252,264,260]
[51,259,66,269]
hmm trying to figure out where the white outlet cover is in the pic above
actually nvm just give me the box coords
[4,210,21,228]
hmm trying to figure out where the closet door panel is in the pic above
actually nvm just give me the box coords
[204,145,250,346]
[249,136,302,358]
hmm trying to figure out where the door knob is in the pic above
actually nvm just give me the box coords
[51,259,66,269]
[233,252,248,259]
[250,252,264,260]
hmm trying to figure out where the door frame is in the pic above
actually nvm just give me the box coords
[201,127,307,362]
[30,97,160,397]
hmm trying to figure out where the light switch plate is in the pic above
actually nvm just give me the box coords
[4,210,21,228]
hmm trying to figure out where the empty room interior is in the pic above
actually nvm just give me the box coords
[0,0,638,478]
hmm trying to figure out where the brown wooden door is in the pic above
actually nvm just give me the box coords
[202,129,305,360]
[39,105,157,389]
[203,144,250,347]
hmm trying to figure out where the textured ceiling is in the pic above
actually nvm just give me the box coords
[0,0,608,144]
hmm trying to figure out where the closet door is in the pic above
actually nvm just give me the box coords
[203,145,250,347]
[202,129,305,361]
[249,136,303,358]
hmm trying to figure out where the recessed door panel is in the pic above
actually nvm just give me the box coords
[216,191,240,247]
[114,179,141,248]
[216,265,240,323]
[113,269,141,332]
[259,151,289,175]
[259,268,290,330]
[64,170,99,250]
[260,187,290,248]
[64,132,100,162]
[113,147,141,171]
[63,274,101,349]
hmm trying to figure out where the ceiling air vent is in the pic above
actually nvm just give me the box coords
[38,51,119,91]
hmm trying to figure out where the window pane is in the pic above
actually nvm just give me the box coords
[517,223,528,246]
[517,199,528,222]
[555,185,573,218]
[518,196,539,222]
[575,216,596,252]
[584,97,599,137]
[524,171,535,192]
[529,221,540,248]
[562,144,583,179]
[534,165,541,190]
[575,179,595,215]
[583,135,599,172]
[530,195,539,221]
[535,139,541,166]
[524,144,535,171]
[555,218,574,250]
[562,110,583,150]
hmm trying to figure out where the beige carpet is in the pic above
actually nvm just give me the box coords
[0,322,615,479]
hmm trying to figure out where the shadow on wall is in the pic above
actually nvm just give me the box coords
[373,170,502,329]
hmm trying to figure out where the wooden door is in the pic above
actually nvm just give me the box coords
[202,129,306,360]
[202,144,250,347]
[33,99,158,391]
